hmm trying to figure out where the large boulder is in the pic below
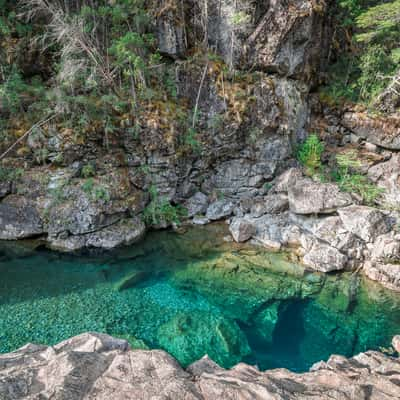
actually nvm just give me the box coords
[48,218,146,252]
[250,193,289,217]
[229,217,256,242]
[312,216,361,253]
[206,199,235,220]
[0,195,44,239]
[368,153,400,208]
[302,241,348,272]
[338,206,390,243]
[184,192,209,218]
[288,178,352,215]
[364,261,400,292]
[371,233,400,263]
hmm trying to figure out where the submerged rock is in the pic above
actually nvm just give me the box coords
[157,312,251,368]
[1,332,400,399]
[115,270,151,292]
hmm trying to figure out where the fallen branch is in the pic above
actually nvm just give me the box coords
[192,61,209,129]
[0,114,57,161]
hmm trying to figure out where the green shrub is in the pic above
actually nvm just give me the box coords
[334,150,384,204]
[81,178,110,202]
[93,186,110,202]
[297,134,325,176]
[81,163,96,178]
[0,166,23,182]
[143,186,187,226]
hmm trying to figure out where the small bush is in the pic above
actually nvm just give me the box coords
[334,150,384,205]
[81,163,96,178]
[297,134,325,176]
[0,166,23,182]
[143,186,187,226]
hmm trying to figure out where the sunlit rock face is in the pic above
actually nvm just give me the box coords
[1,332,400,400]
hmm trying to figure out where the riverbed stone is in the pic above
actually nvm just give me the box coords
[338,205,390,243]
[0,195,43,239]
[157,312,251,368]
[288,178,352,215]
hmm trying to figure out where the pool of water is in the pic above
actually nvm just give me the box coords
[0,224,399,372]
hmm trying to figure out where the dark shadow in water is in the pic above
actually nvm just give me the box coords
[241,300,310,372]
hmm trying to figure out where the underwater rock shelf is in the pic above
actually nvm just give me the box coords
[0,225,399,373]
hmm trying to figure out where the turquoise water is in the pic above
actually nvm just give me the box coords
[0,224,399,372]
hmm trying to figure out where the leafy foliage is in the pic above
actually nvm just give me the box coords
[333,150,384,205]
[143,186,187,226]
[322,0,400,108]
[297,134,325,177]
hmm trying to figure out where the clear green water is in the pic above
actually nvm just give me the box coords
[0,224,399,372]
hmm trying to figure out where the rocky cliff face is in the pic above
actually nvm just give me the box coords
[0,0,399,292]
[1,332,400,400]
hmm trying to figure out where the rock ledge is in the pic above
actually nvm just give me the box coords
[1,332,399,399]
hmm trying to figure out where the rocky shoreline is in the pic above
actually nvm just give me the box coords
[0,0,399,292]
[1,332,399,399]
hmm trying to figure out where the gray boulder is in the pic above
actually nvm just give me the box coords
[288,178,352,215]
[368,153,400,208]
[338,205,390,243]
[229,218,256,243]
[184,192,209,218]
[206,199,235,220]
[303,241,348,272]
[49,218,146,252]
[364,261,400,292]
[312,216,362,254]
[371,233,400,262]
[0,195,43,239]
[250,194,289,217]
[0,181,11,199]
